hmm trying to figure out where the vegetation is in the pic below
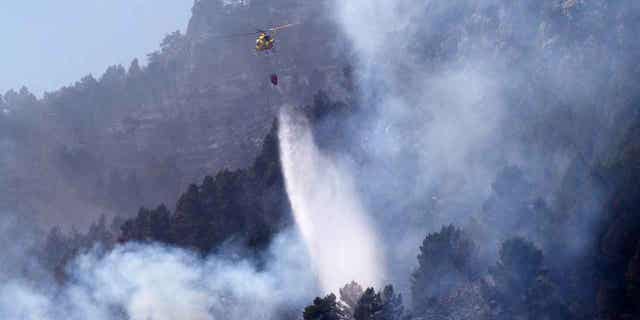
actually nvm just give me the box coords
[5,0,640,319]
[36,118,287,283]
[33,87,640,319]
[410,225,478,316]
[120,119,288,254]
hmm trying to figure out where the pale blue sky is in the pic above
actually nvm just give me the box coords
[0,1,194,96]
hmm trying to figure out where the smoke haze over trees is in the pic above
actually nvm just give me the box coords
[1,0,640,319]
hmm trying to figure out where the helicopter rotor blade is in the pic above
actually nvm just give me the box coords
[208,31,260,39]
[206,22,298,40]
[268,23,299,32]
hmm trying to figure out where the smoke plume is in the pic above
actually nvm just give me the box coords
[0,229,317,320]
[327,0,628,294]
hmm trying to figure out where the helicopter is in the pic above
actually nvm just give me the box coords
[252,24,297,85]
[254,23,297,52]
[211,23,298,86]
[212,23,297,53]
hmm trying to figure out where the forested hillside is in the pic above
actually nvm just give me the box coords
[1,0,640,319]
[0,0,350,228]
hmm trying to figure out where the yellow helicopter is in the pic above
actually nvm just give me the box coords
[254,23,297,52]
[211,23,297,52]
[211,23,297,85]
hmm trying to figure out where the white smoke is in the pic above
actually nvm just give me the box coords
[327,0,625,298]
[333,0,505,184]
[325,0,620,298]
[0,230,317,320]
[278,108,385,293]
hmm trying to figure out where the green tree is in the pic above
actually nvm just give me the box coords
[411,225,478,316]
[303,293,349,320]
[353,286,404,320]
[376,285,404,320]
[487,237,568,320]
[481,166,557,246]
[119,204,171,245]
[340,281,364,316]
[171,184,205,249]
[354,288,377,320]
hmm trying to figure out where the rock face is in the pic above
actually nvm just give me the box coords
[592,119,640,319]
[117,119,291,255]
[0,0,352,229]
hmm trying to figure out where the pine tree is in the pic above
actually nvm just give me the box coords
[172,184,205,249]
[354,288,377,320]
[411,225,477,316]
[353,286,404,320]
[375,285,404,320]
[487,237,568,320]
[340,281,364,316]
[303,293,349,320]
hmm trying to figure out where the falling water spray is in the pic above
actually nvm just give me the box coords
[278,108,384,293]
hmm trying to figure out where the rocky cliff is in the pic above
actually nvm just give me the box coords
[0,0,352,228]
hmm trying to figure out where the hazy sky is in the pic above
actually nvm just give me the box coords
[0,1,194,96]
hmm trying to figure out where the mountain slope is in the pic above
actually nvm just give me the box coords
[0,0,351,228]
